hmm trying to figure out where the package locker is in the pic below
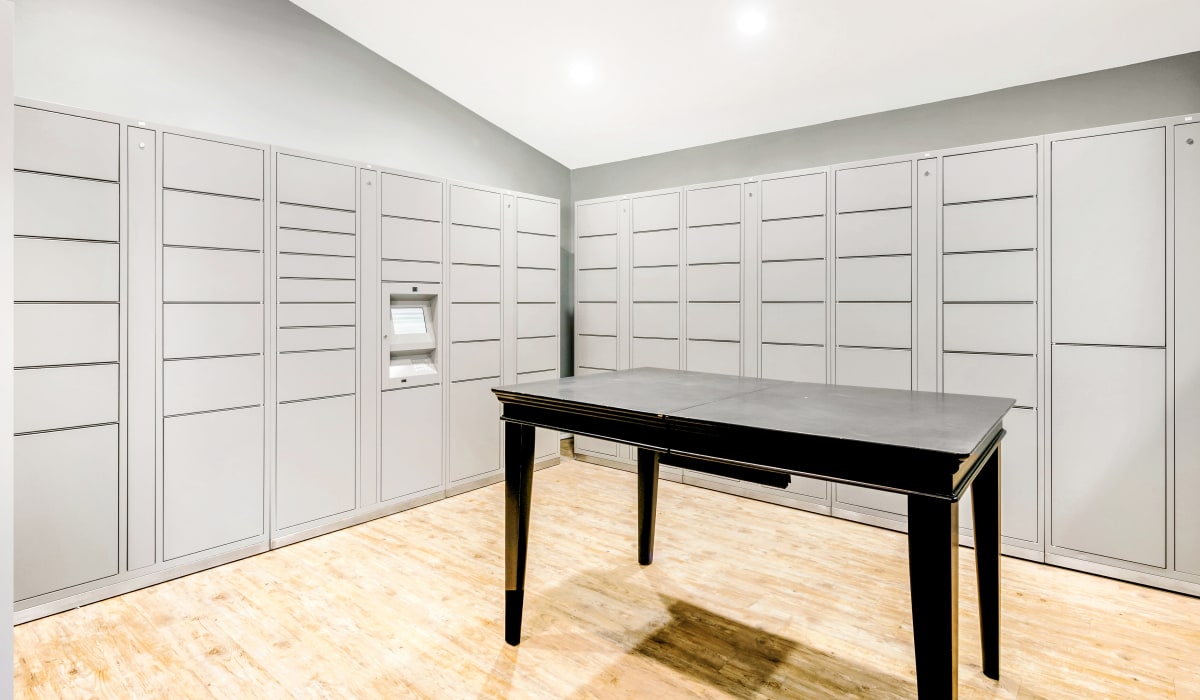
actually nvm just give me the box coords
[378,172,446,502]
[1049,126,1168,568]
[274,152,358,533]
[684,183,742,377]
[12,106,123,604]
[513,195,561,465]
[448,184,504,483]
[939,142,1042,553]
[831,160,915,522]
[758,171,828,387]
[631,191,682,371]
[162,133,267,560]
[574,198,622,459]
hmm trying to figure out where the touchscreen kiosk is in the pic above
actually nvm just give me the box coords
[383,284,439,389]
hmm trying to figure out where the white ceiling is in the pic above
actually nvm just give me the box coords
[290,0,1200,169]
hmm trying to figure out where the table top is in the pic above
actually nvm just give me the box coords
[495,367,1014,458]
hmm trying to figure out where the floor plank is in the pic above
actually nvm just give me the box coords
[14,459,1200,698]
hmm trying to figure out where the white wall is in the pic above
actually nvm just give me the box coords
[1,1,14,696]
[15,0,575,375]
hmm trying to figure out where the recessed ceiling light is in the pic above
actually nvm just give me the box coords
[569,62,596,85]
[737,9,767,36]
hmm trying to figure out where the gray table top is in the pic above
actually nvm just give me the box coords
[496,367,1014,457]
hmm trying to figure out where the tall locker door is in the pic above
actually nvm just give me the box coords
[274,152,358,533]
[448,184,504,484]
[684,183,741,376]
[574,199,621,459]
[162,132,267,559]
[940,143,1042,551]
[514,194,560,464]
[13,106,122,603]
[1052,128,1165,347]
[832,160,914,522]
[630,191,682,371]
[1051,346,1165,567]
[1174,122,1200,575]
[379,172,445,501]
[1049,127,1167,568]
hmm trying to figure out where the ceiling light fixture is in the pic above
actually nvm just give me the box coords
[737,9,767,36]
[568,61,596,85]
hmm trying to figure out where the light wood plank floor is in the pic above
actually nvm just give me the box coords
[14,458,1200,699]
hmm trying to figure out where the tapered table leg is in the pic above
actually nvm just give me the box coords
[637,449,660,565]
[972,444,1001,680]
[504,421,536,646]
[908,494,960,699]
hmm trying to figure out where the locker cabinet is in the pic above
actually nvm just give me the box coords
[1051,128,1165,347]
[277,395,357,529]
[16,172,118,242]
[448,378,501,482]
[15,106,119,181]
[15,238,119,302]
[381,385,443,501]
[278,203,356,235]
[382,172,442,222]
[382,218,441,262]
[163,355,263,416]
[575,196,622,463]
[15,303,118,367]
[518,369,560,462]
[14,364,118,434]
[164,133,263,199]
[1052,345,1165,567]
[164,407,264,560]
[280,228,356,257]
[163,189,262,250]
[14,426,119,601]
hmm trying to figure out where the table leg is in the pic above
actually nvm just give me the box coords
[971,445,1001,680]
[637,449,660,565]
[505,422,536,646]
[908,494,960,698]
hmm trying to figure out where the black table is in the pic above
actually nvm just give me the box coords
[493,368,1011,698]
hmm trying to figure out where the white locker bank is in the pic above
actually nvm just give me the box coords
[10,100,561,621]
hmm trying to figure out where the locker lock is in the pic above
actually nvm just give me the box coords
[924,170,931,176]
[1189,138,1195,146]
[138,142,146,150]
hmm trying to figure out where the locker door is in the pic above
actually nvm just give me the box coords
[381,385,443,501]
[1051,128,1165,346]
[1051,345,1165,567]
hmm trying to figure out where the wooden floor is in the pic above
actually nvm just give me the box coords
[13,458,1200,699]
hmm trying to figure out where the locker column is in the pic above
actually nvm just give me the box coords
[751,168,832,512]
[273,152,359,541]
[1049,126,1168,572]
[573,197,622,463]
[940,143,1042,556]
[512,195,562,466]
[630,190,683,370]
[683,182,742,375]
[758,170,829,383]
[12,106,122,607]
[447,184,504,490]
[160,133,268,560]
[831,158,915,528]
[378,171,445,503]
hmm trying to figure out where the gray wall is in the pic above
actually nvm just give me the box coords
[15,0,575,374]
[572,52,1200,200]
[1,1,13,696]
